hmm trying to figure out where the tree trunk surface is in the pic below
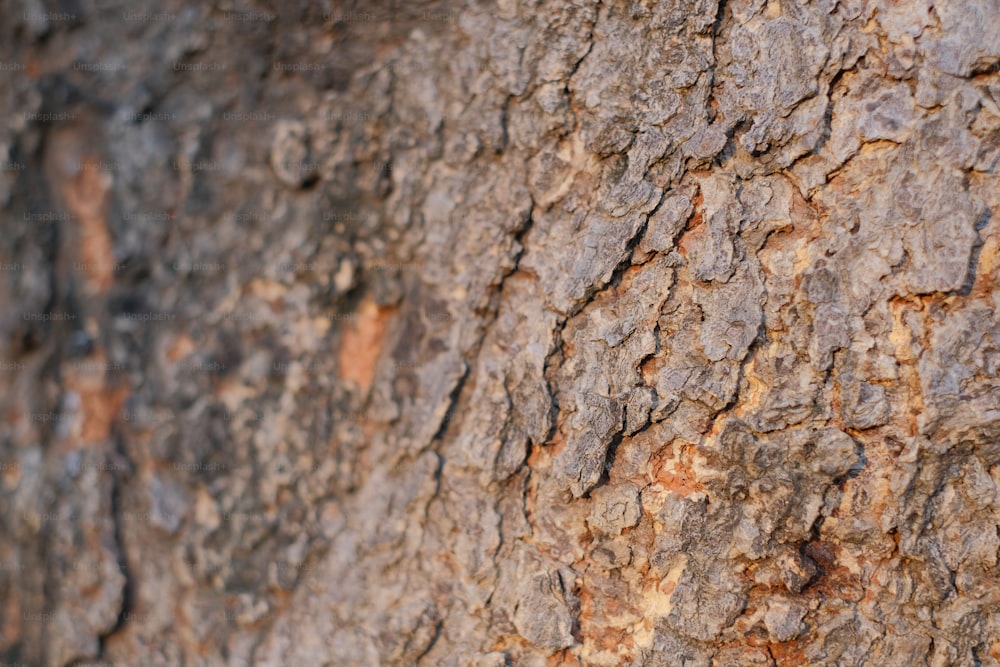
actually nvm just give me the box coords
[2,1,1000,665]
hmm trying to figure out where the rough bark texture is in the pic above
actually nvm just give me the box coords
[2,0,1000,665]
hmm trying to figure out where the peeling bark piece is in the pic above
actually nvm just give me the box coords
[588,482,641,536]
[637,188,694,261]
[899,170,980,295]
[557,399,623,498]
[513,572,577,650]
[763,596,808,642]
[922,0,1000,77]
[843,380,890,430]
[693,258,765,361]
[776,547,819,594]
[666,565,747,642]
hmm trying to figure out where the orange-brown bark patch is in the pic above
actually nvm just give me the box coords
[64,156,114,294]
[337,299,394,394]
[63,352,129,444]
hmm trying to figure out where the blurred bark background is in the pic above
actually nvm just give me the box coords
[1,0,1000,665]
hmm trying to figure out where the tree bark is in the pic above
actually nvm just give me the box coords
[2,0,1000,665]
